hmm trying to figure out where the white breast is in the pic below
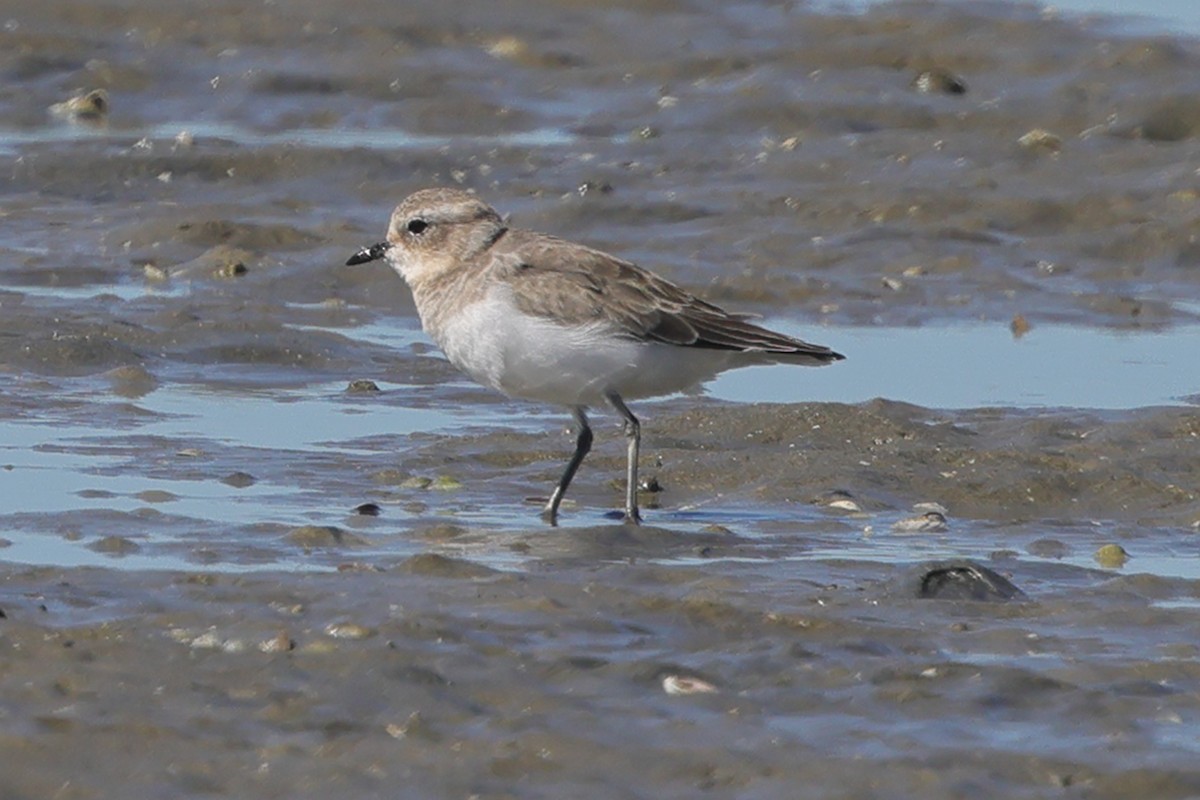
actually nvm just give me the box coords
[429,286,737,407]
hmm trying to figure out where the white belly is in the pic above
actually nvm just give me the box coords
[430,292,735,407]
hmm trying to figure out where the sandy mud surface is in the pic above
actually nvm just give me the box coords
[2,0,1200,797]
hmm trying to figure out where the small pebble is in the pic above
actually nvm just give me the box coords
[484,34,529,60]
[1094,543,1129,569]
[386,712,437,741]
[168,627,195,643]
[893,511,949,533]
[49,89,109,122]
[214,259,247,278]
[577,181,614,197]
[325,621,375,640]
[1018,128,1062,153]
[169,245,253,280]
[143,264,169,282]
[189,631,223,650]
[638,476,662,493]
[220,638,248,654]
[430,475,462,491]
[814,489,863,513]
[269,602,305,616]
[662,675,718,695]
[399,475,433,489]
[87,535,141,554]
[353,502,382,516]
[911,68,968,95]
[1010,314,1032,338]
[916,561,1025,601]
[221,471,257,488]
[259,632,295,653]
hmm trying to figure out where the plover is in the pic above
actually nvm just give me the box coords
[348,188,843,525]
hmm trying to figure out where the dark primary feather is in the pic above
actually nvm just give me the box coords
[494,230,844,364]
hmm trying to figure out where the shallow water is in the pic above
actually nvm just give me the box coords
[0,119,576,156]
[4,0,1200,797]
[717,320,1200,408]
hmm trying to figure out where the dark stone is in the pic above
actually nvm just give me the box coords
[912,560,1025,602]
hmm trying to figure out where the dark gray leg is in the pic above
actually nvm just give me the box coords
[542,407,592,526]
[606,392,641,525]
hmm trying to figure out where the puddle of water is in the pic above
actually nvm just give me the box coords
[6,281,188,302]
[1154,598,1200,610]
[0,380,460,543]
[0,121,574,156]
[133,382,458,451]
[1,381,459,453]
[1028,0,1200,35]
[839,0,1200,36]
[1,453,277,517]
[711,322,1200,410]
[0,533,332,574]
[292,318,425,351]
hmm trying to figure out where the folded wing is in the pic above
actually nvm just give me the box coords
[493,231,844,365]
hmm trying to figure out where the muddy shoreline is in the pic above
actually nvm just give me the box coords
[4,0,1200,796]
[5,546,1200,799]
[4,396,1200,798]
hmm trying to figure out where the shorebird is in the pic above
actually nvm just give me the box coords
[348,188,843,525]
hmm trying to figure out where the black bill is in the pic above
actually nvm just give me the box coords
[345,242,390,266]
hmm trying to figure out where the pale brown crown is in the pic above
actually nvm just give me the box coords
[384,188,506,285]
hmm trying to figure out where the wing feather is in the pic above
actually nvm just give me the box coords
[491,230,843,363]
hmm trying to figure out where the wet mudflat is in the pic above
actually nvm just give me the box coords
[2,0,1200,797]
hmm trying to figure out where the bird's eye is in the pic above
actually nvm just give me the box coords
[406,218,429,235]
